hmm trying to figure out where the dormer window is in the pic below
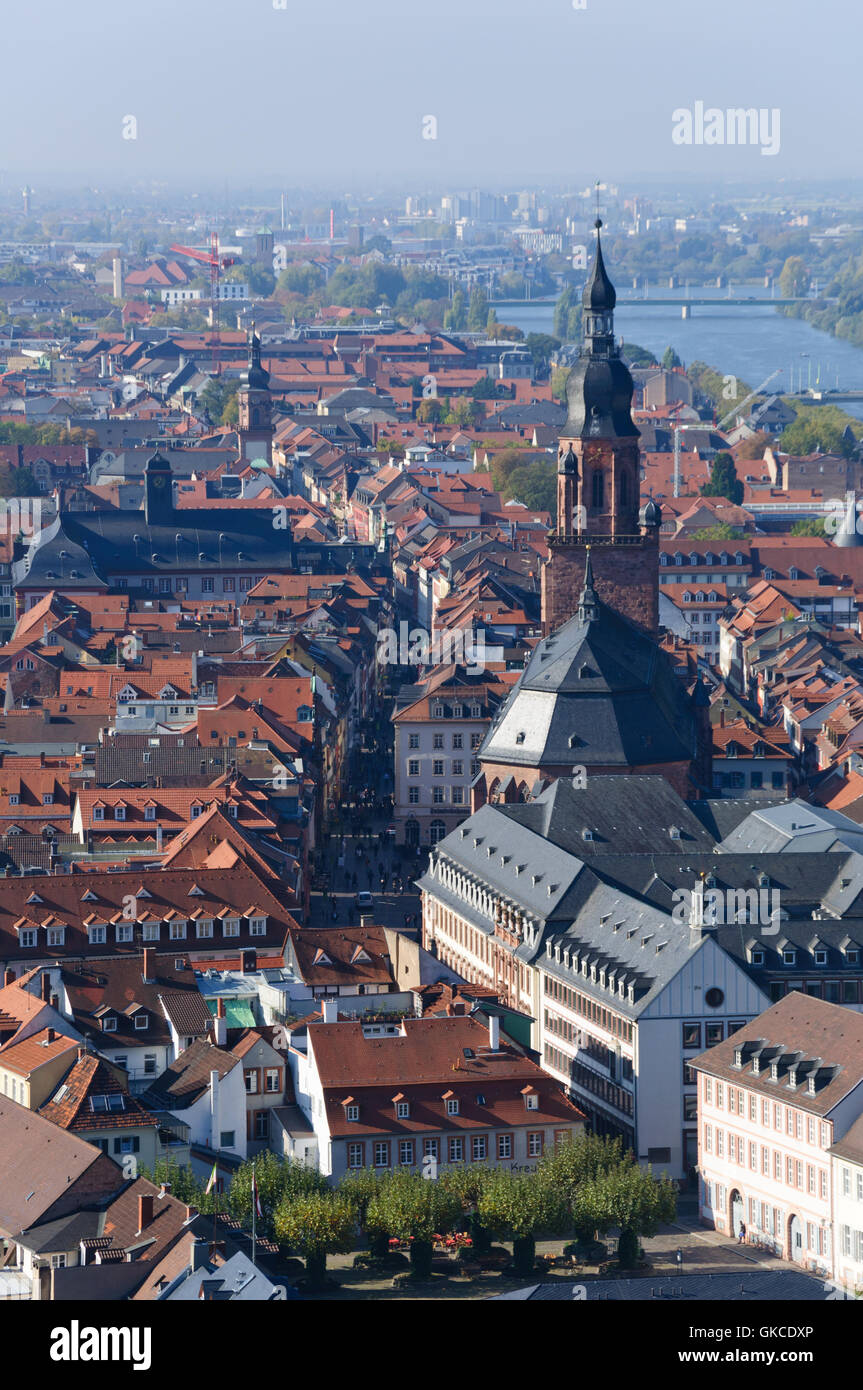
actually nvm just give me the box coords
[144,805,156,821]
[346,1104,359,1122]
[524,1093,539,1110]
[102,1016,117,1032]
[734,1046,743,1068]
[446,1098,459,1116]
[770,1061,779,1081]
[93,805,105,822]
[134,1014,148,1030]
[114,803,126,821]
[782,948,796,966]
[396,1101,410,1119]
[751,948,765,967]
[814,948,828,966]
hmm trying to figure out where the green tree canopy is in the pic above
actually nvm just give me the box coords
[228,1152,327,1238]
[467,285,489,331]
[779,255,810,299]
[701,450,744,505]
[780,406,859,459]
[273,1191,356,1289]
[661,345,682,370]
[575,1163,677,1268]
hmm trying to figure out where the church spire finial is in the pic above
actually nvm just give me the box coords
[578,546,600,624]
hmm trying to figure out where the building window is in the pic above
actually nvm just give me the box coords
[265,1069,280,1093]
[497,1133,512,1160]
[527,1132,544,1158]
[448,1137,464,1162]
[433,734,444,751]
[408,787,420,804]
[346,1105,359,1122]
[374,1141,390,1168]
[220,1132,235,1148]
[433,760,444,777]
[683,1023,701,1049]
[396,1101,410,1119]
[472,1135,487,1161]
[408,734,419,749]
[245,1071,259,1094]
[452,787,464,805]
[408,760,420,777]
[399,1140,414,1166]
[446,1098,459,1116]
[348,1142,364,1168]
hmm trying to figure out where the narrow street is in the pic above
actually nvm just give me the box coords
[308,702,427,934]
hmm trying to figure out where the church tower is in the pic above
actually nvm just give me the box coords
[542,220,661,636]
[237,327,273,464]
[143,447,173,526]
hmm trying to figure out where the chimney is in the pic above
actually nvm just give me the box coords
[155,823,163,853]
[321,998,339,1024]
[142,948,154,984]
[45,1027,55,1044]
[185,1204,198,1222]
[190,1240,210,1272]
[4,968,15,986]
[240,949,256,975]
[359,912,373,929]
[137,1193,154,1234]
[41,971,51,1002]
[213,998,227,1047]
[719,708,725,728]
[488,1015,500,1051]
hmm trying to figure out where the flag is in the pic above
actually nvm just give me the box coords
[252,1172,263,1219]
[205,1162,218,1194]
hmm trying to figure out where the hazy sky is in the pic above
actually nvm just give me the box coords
[3,0,861,189]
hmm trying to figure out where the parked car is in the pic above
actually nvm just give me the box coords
[355,890,374,910]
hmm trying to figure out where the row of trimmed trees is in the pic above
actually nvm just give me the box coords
[145,1135,676,1289]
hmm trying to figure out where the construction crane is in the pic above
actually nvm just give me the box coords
[169,233,237,354]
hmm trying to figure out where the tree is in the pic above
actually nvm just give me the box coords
[524,332,562,369]
[273,1191,356,1289]
[416,397,444,422]
[228,1152,327,1239]
[551,366,570,404]
[621,342,659,367]
[503,461,556,513]
[339,1167,386,1251]
[471,375,503,401]
[477,1170,567,1276]
[367,1172,461,1279]
[277,264,325,296]
[780,407,859,459]
[779,255,810,299]
[701,451,744,505]
[136,1158,216,1214]
[199,378,239,427]
[692,524,744,540]
[447,396,485,429]
[554,285,582,342]
[661,346,682,371]
[438,1164,495,1253]
[364,234,392,255]
[536,1132,625,1240]
[443,287,467,332]
[790,517,826,536]
[467,286,489,331]
[416,397,446,424]
[577,1163,677,1269]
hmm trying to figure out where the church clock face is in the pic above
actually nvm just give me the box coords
[152,474,166,488]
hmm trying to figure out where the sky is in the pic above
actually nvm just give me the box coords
[2,0,861,190]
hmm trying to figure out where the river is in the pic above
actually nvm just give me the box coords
[502,286,863,423]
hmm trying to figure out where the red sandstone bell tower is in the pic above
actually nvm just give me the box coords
[542,219,661,636]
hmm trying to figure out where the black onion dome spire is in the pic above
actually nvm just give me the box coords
[244,325,270,391]
[561,220,639,441]
[582,218,616,312]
